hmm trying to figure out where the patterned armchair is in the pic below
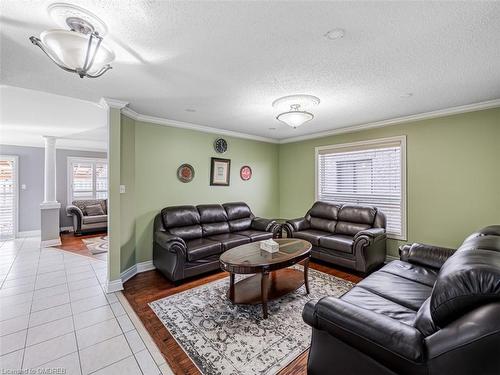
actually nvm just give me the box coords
[66,199,108,236]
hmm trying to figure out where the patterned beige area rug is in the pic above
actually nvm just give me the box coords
[82,236,108,254]
[149,266,354,375]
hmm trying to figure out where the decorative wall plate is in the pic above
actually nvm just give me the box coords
[214,138,228,154]
[177,164,195,183]
[240,166,252,181]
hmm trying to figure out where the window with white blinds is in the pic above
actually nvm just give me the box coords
[67,157,108,204]
[0,156,18,240]
[316,136,406,239]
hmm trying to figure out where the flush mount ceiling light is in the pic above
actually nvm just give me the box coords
[272,94,320,128]
[324,28,345,40]
[29,3,114,78]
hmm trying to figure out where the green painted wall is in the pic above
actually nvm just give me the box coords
[132,120,280,265]
[279,108,500,256]
[120,115,136,271]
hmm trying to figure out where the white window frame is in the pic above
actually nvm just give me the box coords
[0,155,19,239]
[67,157,108,205]
[315,135,407,240]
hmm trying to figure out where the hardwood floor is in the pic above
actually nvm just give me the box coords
[122,260,363,375]
[55,232,107,260]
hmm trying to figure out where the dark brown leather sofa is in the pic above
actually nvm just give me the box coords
[284,201,387,273]
[153,202,280,282]
[303,225,500,375]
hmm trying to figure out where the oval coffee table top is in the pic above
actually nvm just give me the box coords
[219,238,311,273]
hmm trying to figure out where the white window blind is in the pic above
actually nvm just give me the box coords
[316,137,406,239]
[0,156,17,240]
[68,158,108,203]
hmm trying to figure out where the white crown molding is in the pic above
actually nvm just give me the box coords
[122,107,279,144]
[100,97,129,110]
[279,98,500,144]
[0,141,107,153]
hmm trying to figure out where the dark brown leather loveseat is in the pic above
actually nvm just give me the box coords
[303,225,500,375]
[284,201,387,273]
[153,202,279,282]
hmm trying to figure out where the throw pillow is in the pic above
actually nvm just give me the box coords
[85,204,105,216]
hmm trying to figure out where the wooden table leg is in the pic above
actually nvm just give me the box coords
[261,271,270,319]
[304,258,310,294]
[229,272,235,301]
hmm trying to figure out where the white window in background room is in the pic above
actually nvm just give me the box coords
[316,136,406,240]
[0,156,18,240]
[67,157,108,203]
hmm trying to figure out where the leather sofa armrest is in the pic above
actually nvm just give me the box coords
[251,217,276,232]
[286,217,310,232]
[154,231,187,255]
[304,297,425,363]
[353,227,386,241]
[399,242,455,269]
[66,204,84,218]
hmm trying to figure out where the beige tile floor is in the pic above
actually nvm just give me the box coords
[0,237,174,375]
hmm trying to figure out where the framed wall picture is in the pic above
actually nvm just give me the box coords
[210,157,231,186]
[240,165,252,181]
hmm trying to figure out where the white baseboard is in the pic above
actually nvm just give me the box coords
[105,279,124,293]
[17,230,41,238]
[386,255,399,262]
[60,226,74,232]
[41,238,62,247]
[120,260,156,284]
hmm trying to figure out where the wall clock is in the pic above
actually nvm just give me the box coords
[214,138,228,154]
[177,164,195,183]
[240,166,252,181]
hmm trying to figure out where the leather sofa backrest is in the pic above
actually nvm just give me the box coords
[306,201,341,233]
[161,205,202,240]
[223,202,254,232]
[197,204,230,236]
[335,204,377,236]
[430,225,500,327]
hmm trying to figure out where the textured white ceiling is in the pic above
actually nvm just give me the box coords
[1,0,500,141]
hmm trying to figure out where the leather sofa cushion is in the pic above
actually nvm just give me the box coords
[161,205,200,229]
[338,204,377,225]
[307,201,340,221]
[319,235,353,254]
[381,260,438,287]
[460,235,500,252]
[206,233,250,251]
[197,204,228,223]
[185,238,222,261]
[293,229,331,246]
[82,215,107,224]
[335,221,371,236]
[228,217,252,232]
[341,286,417,325]
[234,230,273,242]
[169,225,202,240]
[223,202,253,220]
[310,217,337,233]
[357,270,432,310]
[430,248,500,327]
[202,222,230,236]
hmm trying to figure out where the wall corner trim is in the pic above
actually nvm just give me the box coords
[105,279,124,293]
[100,97,129,110]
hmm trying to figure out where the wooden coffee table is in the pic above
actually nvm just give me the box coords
[219,238,312,319]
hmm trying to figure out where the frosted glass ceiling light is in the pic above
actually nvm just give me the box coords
[272,94,320,128]
[30,3,114,78]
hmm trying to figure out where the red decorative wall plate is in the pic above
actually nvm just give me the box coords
[240,166,252,181]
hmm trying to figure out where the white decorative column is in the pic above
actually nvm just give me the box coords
[40,136,61,247]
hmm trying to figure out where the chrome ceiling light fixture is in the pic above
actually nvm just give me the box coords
[29,3,115,78]
[272,94,320,128]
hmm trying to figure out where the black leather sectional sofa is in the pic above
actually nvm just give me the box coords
[284,201,387,273]
[153,202,279,282]
[303,225,500,375]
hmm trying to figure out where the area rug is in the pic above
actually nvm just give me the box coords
[149,266,354,375]
[82,236,108,254]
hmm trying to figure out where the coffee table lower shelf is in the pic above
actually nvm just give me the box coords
[227,267,309,318]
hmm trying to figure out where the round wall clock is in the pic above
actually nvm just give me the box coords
[240,166,252,181]
[214,138,228,154]
[177,164,195,183]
